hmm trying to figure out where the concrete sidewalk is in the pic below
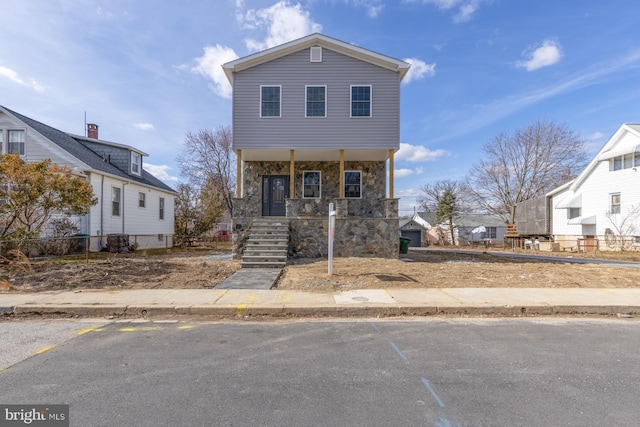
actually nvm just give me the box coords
[2,287,640,319]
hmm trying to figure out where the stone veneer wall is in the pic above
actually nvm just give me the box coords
[233,160,400,259]
[289,217,399,258]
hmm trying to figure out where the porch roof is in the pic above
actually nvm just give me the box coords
[239,148,393,162]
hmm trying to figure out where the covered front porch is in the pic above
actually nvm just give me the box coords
[232,148,401,259]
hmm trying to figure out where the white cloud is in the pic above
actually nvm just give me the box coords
[396,143,449,162]
[347,0,385,18]
[0,66,44,92]
[517,38,563,71]
[144,163,179,183]
[402,58,436,84]
[134,122,154,131]
[404,0,484,22]
[241,1,322,51]
[395,168,415,178]
[190,44,239,99]
[454,0,480,23]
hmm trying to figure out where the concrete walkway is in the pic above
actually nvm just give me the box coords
[2,287,640,319]
[215,268,282,290]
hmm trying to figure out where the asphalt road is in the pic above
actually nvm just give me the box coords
[1,318,639,426]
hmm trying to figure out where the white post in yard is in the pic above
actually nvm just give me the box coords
[328,202,336,275]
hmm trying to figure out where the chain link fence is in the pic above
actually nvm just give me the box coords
[0,233,232,262]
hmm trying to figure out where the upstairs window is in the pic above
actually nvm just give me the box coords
[138,192,146,208]
[303,171,321,198]
[306,86,326,117]
[131,152,141,175]
[112,187,121,216]
[610,193,621,214]
[8,130,25,156]
[261,85,281,117]
[351,85,371,117]
[344,171,362,198]
[159,197,165,220]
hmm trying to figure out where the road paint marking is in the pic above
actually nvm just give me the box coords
[422,377,445,408]
[389,341,407,361]
[370,322,382,333]
[119,326,161,332]
[76,327,105,335]
[236,304,248,316]
[177,325,196,330]
[35,346,55,355]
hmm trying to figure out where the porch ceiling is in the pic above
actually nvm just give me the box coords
[239,149,394,162]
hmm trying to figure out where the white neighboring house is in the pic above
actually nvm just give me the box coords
[548,123,640,251]
[0,106,176,251]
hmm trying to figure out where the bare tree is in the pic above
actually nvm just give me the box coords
[605,204,640,250]
[177,126,236,215]
[417,180,469,245]
[174,182,225,237]
[466,120,589,223]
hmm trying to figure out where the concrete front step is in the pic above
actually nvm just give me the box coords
[241,261,286,268]
[241,219,290,269]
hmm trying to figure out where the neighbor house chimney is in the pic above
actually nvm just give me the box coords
[87,123,99,139]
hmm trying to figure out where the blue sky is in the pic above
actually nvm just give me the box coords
[2,0,639,215]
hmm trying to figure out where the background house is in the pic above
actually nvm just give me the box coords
[400,212,436,247]
[223,33,410,265]
[548,123,640,252]
[0,106,176,251]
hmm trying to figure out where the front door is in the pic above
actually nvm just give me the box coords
[262,175,289,216]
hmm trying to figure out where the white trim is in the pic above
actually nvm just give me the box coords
[111,186,121,217]
[131,152,142,176]
[302,170,321,198]
[222,33,411,84]
[7,129,26,156]
[260,85,282,118]
[350,85,372,118]
[305,85,327,118]
[568,215,596,225]
[310,46,322,62]
[344,170,362,199]
[555,193,582,209]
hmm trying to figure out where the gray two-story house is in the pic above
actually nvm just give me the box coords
[223,33,410,264]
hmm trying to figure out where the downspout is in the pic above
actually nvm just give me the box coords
[100,175,104,248]
[122,182,129,234]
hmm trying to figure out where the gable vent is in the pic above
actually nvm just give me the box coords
[310,46,322,63]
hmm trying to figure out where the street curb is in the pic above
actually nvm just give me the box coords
[8,303,640,319]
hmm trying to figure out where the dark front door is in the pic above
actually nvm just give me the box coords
[262,175,289,216]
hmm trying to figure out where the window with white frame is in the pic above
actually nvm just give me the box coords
[568,207,581,219]
[138,192,146,208]
[303,171,321,198]
[8,130,25,156]
[159,197,165,220]
[610,193,621,214]
[305,86,326,117]
[0,130,3,152]
[131,152,141,175]
[112,187,121,216]
[261,86,281,117]
[344,171,362,198]
[351,85,371,117]
[611,154,639,171]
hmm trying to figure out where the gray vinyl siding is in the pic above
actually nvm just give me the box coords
[79,140,139,176]
[232,48,401,150]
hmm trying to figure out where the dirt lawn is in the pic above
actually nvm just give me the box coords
[2,249,640,293]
